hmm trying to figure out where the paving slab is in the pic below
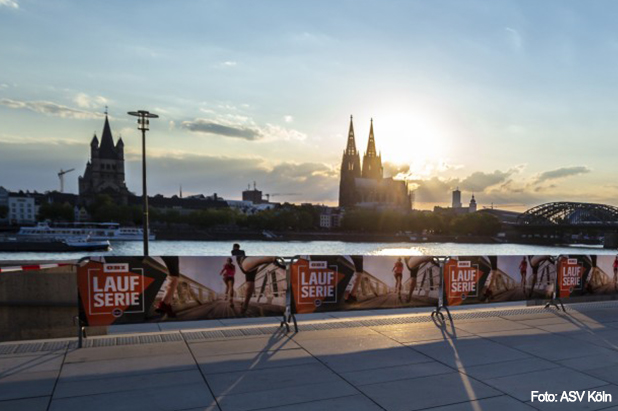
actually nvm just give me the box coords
[428,395,536,411]
[205,363,341,397]
[108,323,161,334]
[454,318,532,334]
[0,396,50,411]
[0,370,58,401]
[196,348,317,375]
[49,382,218,411]
[315,345,430,373]
[462,357,561,380]
[299,334,402,355]
[557,352,618,372]
[484,367,609,401]
[358,372,501,411]
[60,352,196,381]
[250,394,383,411]
[374,324,473,343]
[54,369,205,399]
[0,352,64,377]
[513,337,616,362]
[189,335,300,357]
[216,380,357,411]
[340,360,454,386]
[64,342,189,363]
[291,327,380,341]
[409,337,531,369]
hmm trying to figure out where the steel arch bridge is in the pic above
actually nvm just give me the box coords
[517,202,618,227]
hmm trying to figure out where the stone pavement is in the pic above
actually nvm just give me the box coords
[3,303,618,411]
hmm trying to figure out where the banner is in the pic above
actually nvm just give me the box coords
[555,254,618,298]
[444,255,556,306]
[78,255,285,326]
[290,255,438,314]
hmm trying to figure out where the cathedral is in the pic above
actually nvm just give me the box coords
[338,116,412,210]
[78,113,130,204]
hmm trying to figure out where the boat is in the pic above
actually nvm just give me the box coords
[17,222,155,241]
[0,236,111,252]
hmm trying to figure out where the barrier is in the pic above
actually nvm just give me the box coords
[4,252,618,345]
[76,256,287,328]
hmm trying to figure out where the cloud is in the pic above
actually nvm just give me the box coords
[180,119,263,140]
[0,98,104,120]
[73,93,108,109]
[0,0,19,9]
[181,117,307,142]
[221,61,237,67]
[459,169,515,192]
[534,166,591,184]
[505,27,523,50]
[284,115,294,123]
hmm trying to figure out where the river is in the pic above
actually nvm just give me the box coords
[0,240,615,261]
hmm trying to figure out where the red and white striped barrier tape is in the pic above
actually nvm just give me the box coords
[0,263,72,274]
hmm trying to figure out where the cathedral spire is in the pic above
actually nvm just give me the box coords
[365,118,377,157]
[99,112,118,159]
[345,115,357,155]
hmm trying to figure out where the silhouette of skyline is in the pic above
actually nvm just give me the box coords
[1,1,617,210]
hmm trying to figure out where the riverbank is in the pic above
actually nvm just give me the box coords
[154,228,497,244]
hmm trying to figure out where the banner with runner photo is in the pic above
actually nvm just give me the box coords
[290,255,439,314]
[78,253,286,327]
[587,255,618,295]
[556,255,594,298]
[443,255,557,306]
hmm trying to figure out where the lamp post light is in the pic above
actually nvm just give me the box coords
[127,110,159,256]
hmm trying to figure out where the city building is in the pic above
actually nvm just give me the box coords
[78,113,130,205]
[319,207,343,229]
[452,188,462,208]
[0,186,8,223]
[338,116,412,210]
[434,189,478,214]
[242,183,266,204]
[8,193,36,225]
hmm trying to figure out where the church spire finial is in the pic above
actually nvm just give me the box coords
[104,105,108,116]
[345,115,357,155]
[366,118,377,157]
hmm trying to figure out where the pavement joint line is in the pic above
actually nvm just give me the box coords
[181,334,222,411]
[245,393,364,411]
[3,300,618,353]
[44,346,67,411]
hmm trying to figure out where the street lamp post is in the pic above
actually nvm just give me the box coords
[128,110,159,256]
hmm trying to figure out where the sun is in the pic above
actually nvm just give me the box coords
[368,109,452,178]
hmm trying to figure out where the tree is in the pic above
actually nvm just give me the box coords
[38,202,74,222]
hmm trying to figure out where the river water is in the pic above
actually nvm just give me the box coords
[0,240,615,261]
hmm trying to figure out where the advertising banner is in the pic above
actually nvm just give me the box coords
[290,255,438,314]
[556,255,596,298]
[78,255,285,326]
[588,255,618,295]
[444,255,556,306]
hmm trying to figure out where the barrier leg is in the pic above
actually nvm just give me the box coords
[74,316,86,348]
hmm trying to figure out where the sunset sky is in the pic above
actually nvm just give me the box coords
[2,1,618,211]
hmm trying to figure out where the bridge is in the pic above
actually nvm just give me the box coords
[517,202,618,227]
[514,202,618,247]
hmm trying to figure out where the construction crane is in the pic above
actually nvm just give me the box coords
[265,193,301,202]
[58,168,75,193]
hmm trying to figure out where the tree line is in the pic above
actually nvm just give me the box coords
[35,195,501,236]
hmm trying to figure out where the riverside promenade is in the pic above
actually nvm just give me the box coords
[2,302,618,411]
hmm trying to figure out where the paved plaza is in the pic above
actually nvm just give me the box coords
[3,303,618,410]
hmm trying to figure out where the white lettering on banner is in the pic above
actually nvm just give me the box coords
[104,264,129,273]
[561,264,582,290]
[297,262,338,305]
[448,261,479,297]
[88,268,145,315]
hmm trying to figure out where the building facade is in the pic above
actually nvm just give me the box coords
[338,116,411,210]
[78,114,130,204]
[8,194,36,224]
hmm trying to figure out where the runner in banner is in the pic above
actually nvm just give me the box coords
[219,257,236,308]
[392,258,404,300]
[231,243,283,315]
[404,256,436,303]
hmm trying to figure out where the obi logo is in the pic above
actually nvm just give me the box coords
[297,261,338,306]
[560,259,582,292]
[87,264,145,316]
[448,260,479,297]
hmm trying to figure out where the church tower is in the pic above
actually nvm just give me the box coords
[361,119,383,180]
[79,111,130,204]
[338,115,361,207]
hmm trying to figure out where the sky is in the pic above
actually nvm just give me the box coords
[2,0,618,211]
